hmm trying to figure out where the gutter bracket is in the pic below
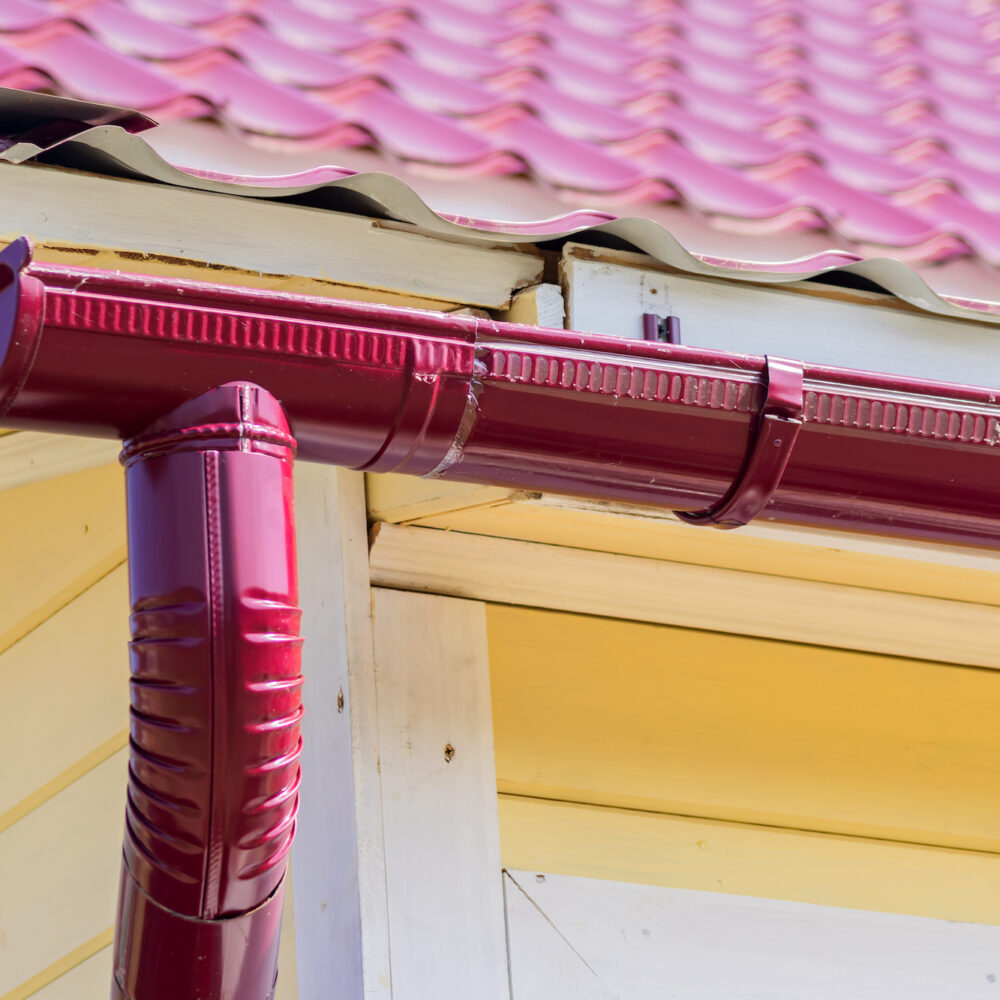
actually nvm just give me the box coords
[675,355,804,529]
[642,312,681,344]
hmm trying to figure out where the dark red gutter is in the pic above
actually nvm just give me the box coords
[2,236,997,547]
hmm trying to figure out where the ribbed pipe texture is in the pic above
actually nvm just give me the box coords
[112,382,301,1000]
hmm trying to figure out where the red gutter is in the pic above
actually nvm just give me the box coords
[1,236,997,546]
[114,382,301,999]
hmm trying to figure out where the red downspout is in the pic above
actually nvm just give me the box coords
[113,382,302,1000]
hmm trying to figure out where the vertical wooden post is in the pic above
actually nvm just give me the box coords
[372,589,510,1000]
[293,467,391,1000]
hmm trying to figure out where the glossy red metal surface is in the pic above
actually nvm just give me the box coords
[111,876,285,1000]
[113,381,302,1000]
[675,356,804,529]
[0,238,997,547]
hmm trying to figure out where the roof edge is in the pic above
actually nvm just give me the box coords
[2,88,998,326]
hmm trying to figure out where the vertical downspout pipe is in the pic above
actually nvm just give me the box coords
[112,382,303,1000]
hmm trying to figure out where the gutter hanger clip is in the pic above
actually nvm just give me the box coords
[642,312,681,344]
[675,355,804,529]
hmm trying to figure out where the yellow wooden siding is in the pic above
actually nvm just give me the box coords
[0,465,298,999]
[0,752,126,997]
[488,605,1000,921]
[0,568,129,829]
[498,797,1000,926]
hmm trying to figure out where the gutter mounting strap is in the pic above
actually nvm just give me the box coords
[675,356,804,529]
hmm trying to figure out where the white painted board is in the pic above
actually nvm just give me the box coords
[372,589,510,1000]
[506,869,1000,1000]
[563,249,1000,386]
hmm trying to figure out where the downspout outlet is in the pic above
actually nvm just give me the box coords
[112,382,303,1000]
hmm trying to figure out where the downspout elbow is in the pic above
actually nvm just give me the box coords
[112,382,302,1000]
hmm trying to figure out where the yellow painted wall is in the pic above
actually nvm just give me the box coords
[0,460,297,1000]
[488,605,1000,924]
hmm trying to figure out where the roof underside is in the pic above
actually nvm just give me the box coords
[3,0,1000,316]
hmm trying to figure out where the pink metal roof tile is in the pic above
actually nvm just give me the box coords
[316,77,510,165]
[6,0,1000,275]
[0,0,62,31]
[489,75,642,143]
[750,154,965,254]
[161,48,358,139]
[895,179,1000,262]
[118,0,235,28]
[61,0,212,60]
[617,132,814,224]
[383,21,510,76]
[203,18,360,88]
[1,17,213,115]
[467,104,660,194]
[510,49,652,104]
[251,0,372,51]
[406,0,520,44]
[344,44,502,116]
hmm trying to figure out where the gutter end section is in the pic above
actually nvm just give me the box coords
[0,237,44,419]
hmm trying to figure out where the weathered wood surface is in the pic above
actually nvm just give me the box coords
[562,242,1000,386]
[369,524,1000,667]
[372,588,510,1000]
[292,465,391,1000]
[2,162,544,310]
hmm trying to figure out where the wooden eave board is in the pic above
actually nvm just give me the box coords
[1,162,544,311]
[560,242,1000,386]
[368,523,999,668]
[366,473,1000,607]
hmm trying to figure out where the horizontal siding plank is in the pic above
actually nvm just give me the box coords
[499,795,1000,925]
[26,937,112,1000]
[0,463,126,656]
[0,434,121,494]
[489,606,1000,854]
[369,524,1000,668]
[0,751,126,995]
[0,567,129,824]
